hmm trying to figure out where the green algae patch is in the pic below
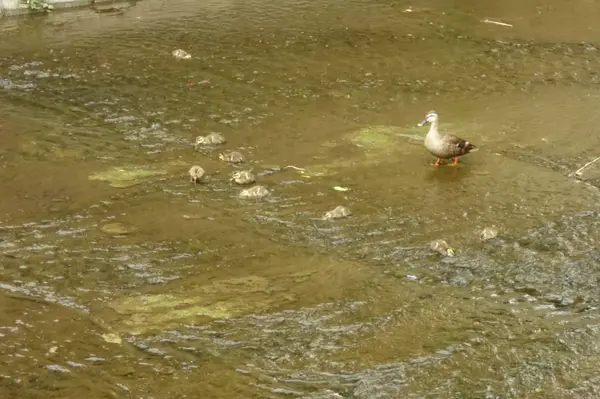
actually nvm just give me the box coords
[299,125,423,178]
[346,125,424,155]
[89,166,165,188]
[347,125,401,151]
[107,276,294,333]
[89,160,186,188]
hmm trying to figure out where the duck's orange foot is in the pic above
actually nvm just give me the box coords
[432,158,441,166]
[449,157,459,166]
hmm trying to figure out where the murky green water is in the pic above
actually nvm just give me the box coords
[3,0,600,398]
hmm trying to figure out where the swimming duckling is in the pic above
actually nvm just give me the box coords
[194,132,226,149]
[418,110,476,166]
[322,205,351,220]
[429,239,455,257]
[219,151,245,164]
[172,49,192,60]
[230,170,256,185]
[188,165,205,184]
[239,185,270,199]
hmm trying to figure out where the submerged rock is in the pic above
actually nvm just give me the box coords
[480,226,499,241]
[172,49,192,60]
[100,222,134,235]
[323,205,351,220]
[0,78,12,89]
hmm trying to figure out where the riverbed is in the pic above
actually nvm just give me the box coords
[2,1,600,398]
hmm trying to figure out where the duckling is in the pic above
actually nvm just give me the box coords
[480,226,499,241]
[172,49,192,60]
[188,165,205,184]
[230,170,256,185]
[194,132,226,149]
[322,205,351,220]
[219,151,245,164]
[239,185,270,199]
[429,239,455,257]
[418,110,476,166]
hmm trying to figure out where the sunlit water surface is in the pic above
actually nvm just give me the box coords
[2,0,600,398]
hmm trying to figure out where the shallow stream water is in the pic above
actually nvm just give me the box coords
[3,1,600,398]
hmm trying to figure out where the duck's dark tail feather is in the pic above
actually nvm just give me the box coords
[457,140,475,154]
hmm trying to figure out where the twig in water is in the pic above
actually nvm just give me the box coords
[482,19,513,27]
[574,156,600,177]
[284,165,306,172]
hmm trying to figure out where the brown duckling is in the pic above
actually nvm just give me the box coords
[194,132,226,149]
[188,165,205,184]
[238,185,270,199]
[429,239,455,257]
[230,170,256,185]
[219,151,245,164]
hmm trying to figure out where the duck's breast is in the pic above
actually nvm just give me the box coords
[424,133,450,158]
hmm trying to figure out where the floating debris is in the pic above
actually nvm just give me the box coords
[46,364,70,373]
[284,165,306,172]
[219,151,245,164]
[323,205,351,220]
[188,165,205,184]
[481,19,513,27]
[194,132,226,148]
[573,155,600,177]
[333,186,350,192]
[480,226,499,241]
[429,239,455,257]
[172,49,192,60]
[230,170,256,185]
[239,185,270,199]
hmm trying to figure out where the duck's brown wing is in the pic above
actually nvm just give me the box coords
[445,134,475,156]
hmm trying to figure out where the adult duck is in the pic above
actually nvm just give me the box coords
[418,110,476,166]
